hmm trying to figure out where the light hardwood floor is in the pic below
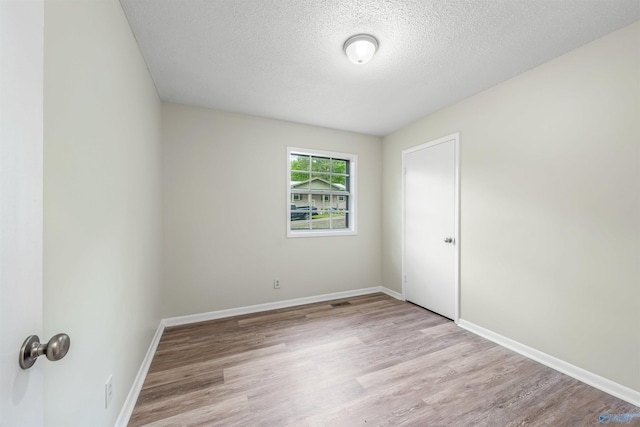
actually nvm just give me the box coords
[129,293,639,426]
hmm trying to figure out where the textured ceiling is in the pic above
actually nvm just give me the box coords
[119,0,639,136]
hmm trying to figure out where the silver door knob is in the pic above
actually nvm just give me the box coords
[19,333,70,369]
[444,237,454,243]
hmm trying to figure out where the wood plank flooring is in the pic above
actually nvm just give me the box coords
[129,294,639,426]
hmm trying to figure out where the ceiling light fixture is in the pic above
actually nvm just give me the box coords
[343,34,378,65]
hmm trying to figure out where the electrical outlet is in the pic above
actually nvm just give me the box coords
[105,375,113,409]
[274,279,281,289]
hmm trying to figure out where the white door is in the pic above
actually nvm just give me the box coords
[0,1,45,425]
[403,134,459,320]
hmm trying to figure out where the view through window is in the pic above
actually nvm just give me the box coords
[287,148,357,236]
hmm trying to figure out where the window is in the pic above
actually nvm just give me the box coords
[287,147,357,237]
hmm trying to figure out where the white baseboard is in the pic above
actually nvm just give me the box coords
[116,286,405,425]
[163,286,393,327]
[457,319,640,407]
[380,286,403,301]
[115,321,165,427]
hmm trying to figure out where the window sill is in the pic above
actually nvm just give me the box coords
[287,229,357,238]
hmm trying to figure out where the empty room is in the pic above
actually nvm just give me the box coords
[1,0,639,426]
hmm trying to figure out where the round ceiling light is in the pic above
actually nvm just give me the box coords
[343,34,378,65]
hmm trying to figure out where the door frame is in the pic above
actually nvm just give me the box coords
[401,132,460,323]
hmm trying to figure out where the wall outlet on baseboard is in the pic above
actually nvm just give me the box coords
[105,375,113,409]
[274,279,281,289]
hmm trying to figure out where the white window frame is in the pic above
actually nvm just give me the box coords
[287,146,357,238]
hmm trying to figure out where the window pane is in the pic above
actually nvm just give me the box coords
[290,194,315,229]
[311,156,331,173]
[312,210,331,230]
[290,218,311,230]
[331,194,348,211]
[330,211,348,230]
[290,154,310,172]
[311,173,331,189]
[291,172,309,190]
[331,174,347,189]
[292,194,312,206]
[316,195,329,213]
[332,159,347,175]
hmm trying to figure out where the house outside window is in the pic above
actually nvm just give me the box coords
[287,147,357,237]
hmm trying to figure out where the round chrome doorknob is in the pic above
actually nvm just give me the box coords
[444,237,454,243]
[45,333,71,362]
[19,333,70,370]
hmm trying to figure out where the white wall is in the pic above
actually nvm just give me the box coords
[382,22,640,392]
[162,103,382,317]
[43,1,162,426]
